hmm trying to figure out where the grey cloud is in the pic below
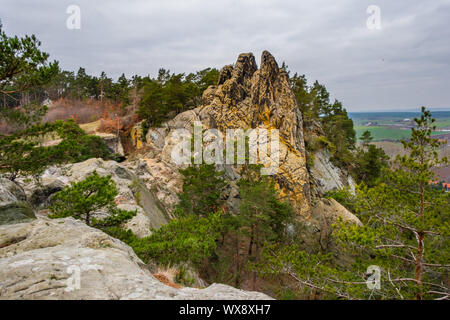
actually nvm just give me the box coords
[1,0,449,111]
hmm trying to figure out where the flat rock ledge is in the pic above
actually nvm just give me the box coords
[0,218,272,300]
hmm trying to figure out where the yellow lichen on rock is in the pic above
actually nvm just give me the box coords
[133,51,312,217]
[130,122,144,150]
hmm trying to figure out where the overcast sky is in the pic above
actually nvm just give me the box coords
[1,0,449,111]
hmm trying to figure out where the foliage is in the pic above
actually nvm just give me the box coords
[353,142,389,187]
[104,212,223,267]
[237,165,295,256]
[0,119,115,180]
[325,187,357,213]
[174,164,226,217]
[360,130,373,146]
[0,22,58,127]
[145,212,224,267]
[44,67,133,106]
[289,73,356,170]
[137,68,219,127]
[49,171,136,226]
[258,107,450,300]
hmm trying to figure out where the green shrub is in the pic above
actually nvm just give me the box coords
[324,187,356,212]
[0,119,114,180]
[317,136,336,154]
[145,212,223,267]
[49,171,136,226]
[174,164,226,217]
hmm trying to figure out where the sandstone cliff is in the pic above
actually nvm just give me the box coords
[131,51,311,216]
[0,51,362,300]
[0,218,271,300]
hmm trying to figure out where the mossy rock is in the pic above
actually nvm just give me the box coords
[0,201,36,225]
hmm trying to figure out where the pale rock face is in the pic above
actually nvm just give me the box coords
[16,158,169,237]
[310,149,356,196]
[0,218,272,300]
[93,132,125,156]
[312,198,362,227]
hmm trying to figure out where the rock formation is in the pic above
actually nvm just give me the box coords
[0,218,271,300]
[0,50,362,300]
[310,149,356,196]
[15,158,170,237]
[132,51,311,216]
[0,178,35,225]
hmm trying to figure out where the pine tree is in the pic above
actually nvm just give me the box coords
[360,130,373,147]
[49,171,135,226]
[258,107,449,300]
[0,22,58,127]
[175,164,226,217]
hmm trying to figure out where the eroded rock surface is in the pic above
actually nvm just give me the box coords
[310,198,362,251]
[0,218,272,300]
[131,51,310,216]
[0,178,35,225]
[310,149,356,196]
[17,158,169,237]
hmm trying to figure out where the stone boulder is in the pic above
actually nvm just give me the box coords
[29,178,66,209]
[0,178,35,225]
[0,218,272,300]
[16,158,170,237]
[310,198,362,251]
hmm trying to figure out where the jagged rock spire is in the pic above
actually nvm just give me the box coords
[197,51,310,215]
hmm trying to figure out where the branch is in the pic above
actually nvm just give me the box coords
[284,268,356,300]
[428,291,449,300]
[388,270,404,299]
[390,254,450,268]
[391,278,449,291]
[375,244,417,250]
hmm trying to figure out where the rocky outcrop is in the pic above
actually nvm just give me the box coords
[28,178,65,209]
[132,51,310,216]
[0,218,272,300]
[17,158,169,237]
[79,121,125,156]
[310,149,356,196]
[95,132,125,157]
[0,178,35,225]
[310,198,362,251]
[312,198,362,227]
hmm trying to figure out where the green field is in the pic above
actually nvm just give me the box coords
[355,126,442,141]
[350,111,450,142]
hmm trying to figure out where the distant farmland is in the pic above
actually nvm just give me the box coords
[350,110,450,182]
[350,110,450,142]
[354,126,442,141]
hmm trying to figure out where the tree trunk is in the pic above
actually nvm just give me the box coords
[235,235,240,288]
[248,226,254,256]
[415,232,424,300]
[415,183,425,300]
[253,227,259,291]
